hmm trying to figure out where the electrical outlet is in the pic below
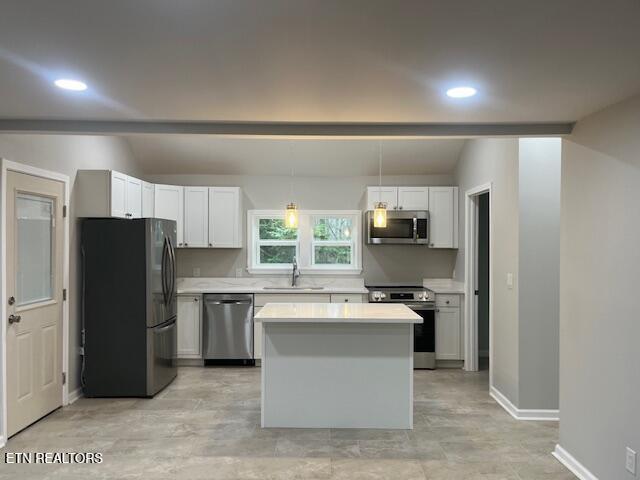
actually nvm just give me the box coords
[626,447,636,475]
[193,267,201,277]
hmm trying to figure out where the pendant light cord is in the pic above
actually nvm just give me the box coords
[378,141,383,202]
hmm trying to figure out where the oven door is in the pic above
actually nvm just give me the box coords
[366,210,429,244]
[407,305,436,369]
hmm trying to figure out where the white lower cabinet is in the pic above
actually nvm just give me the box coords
[177,294,202,358]
[435,293,463,361]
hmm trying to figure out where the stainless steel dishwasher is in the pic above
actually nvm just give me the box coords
[202,293,254,365]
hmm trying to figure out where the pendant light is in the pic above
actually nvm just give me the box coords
[284,142,299,229]
[373,141,387,228]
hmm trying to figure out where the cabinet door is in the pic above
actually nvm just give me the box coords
[398,187,429,210]
[435,306,461,360]
[125,176,142,219]
[183,187,209,248]
[209,187,241,248]
[177,295,202,358]
[154,184,184,246]
[110,171,127,218]
[429,187,458,248]
[253,306,262,360]
[366,187,398,210]
[142,181,155,217]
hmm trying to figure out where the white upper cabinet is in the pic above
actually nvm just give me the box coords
[397,187,429,210]
[142,181,155,217]
[183,187,209,248]
[76,170,143,219]
[125,176,142,219]
[209,187,242,248]
[110,171,127,218]
[155,184,184,246]
[366,187,398,210]
[428,187,458,248]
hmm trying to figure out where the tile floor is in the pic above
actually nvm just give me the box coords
[1,368,575,479]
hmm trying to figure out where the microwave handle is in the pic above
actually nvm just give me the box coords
[413,217,418,240]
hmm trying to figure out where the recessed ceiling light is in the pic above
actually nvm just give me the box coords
[54,79,88,91]
[446,86,477,98]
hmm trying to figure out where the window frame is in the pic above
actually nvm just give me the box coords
[247,210,362,275]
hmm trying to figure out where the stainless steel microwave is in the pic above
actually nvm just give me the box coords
[365,210,429,245]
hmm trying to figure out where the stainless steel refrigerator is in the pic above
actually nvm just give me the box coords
[81,218,177,397]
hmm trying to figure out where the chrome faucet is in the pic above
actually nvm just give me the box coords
[291,257,300,287]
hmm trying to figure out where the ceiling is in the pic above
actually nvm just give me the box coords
[125,136,465,176]
[1,1,639,124]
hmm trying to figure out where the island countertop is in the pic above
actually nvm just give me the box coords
[254,302,422,324]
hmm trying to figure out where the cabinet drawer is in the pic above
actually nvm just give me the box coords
[435,294,460,308]
[254,294,331,307]
[330,294,364,303]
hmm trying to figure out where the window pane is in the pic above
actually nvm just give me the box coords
[259,218,297,240]
[16,194,53,306]
[313,218,353,241]
[260,245,296,264]
[314,246,351,265]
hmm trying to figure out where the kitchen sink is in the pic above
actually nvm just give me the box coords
[262,286,325,291]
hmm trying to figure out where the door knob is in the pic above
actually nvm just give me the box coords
[8,314,21,324]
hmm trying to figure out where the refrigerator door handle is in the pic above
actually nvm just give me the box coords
[167,236,176,300]
[161,236,169,306]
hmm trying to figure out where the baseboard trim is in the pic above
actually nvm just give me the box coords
[553,444,599,480]
[68,388,83,405]
[490,386,559,421]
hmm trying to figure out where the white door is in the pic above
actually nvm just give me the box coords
[366,186,398,210]
[125,176,142,219]
[435,307,461,360]
[142,181,155,217]
[398,187,429,210]
[110,171,127,218]
[429,187,456,248]
[155,184,184,246]
[183,187,209,247]
[6,171,64,437]
[177,295,202,358]
[209,187,240,248]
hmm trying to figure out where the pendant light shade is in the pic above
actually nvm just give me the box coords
[374,141,388,228]
[373,201,387,228]
[285,202,299,228]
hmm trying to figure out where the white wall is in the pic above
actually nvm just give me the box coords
[0,134,142,394]
[559,94,640,479]
[454,138,520,403]
[518,138,560,410]
[146,173,458,284]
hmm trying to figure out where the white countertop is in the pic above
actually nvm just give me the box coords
[177,277,368,294]
[254,303,422,324]
[423,278,465,295]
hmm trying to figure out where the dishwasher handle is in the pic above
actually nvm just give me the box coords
[206,299,252,305]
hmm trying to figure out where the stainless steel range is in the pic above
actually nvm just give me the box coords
[367,285,436,369]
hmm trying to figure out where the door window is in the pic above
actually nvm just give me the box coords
[16,193,54,306]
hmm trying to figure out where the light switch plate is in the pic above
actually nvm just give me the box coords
[626,447,636,475]
[193,267,201,277]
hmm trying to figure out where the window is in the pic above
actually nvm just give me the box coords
[312,217,354,267]
[248,210,361,274]
[255,217,298,267]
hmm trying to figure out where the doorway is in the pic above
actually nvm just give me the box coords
[477,193,490,371]
[463,183,492,383]
[1,160,70,442]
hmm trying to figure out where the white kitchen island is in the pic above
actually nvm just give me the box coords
[254,303,422,429]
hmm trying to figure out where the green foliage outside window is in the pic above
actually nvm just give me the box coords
[259,218,297,240]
